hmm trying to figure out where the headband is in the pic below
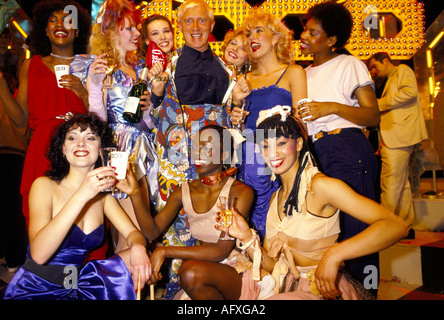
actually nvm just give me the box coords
[256,105,292,127]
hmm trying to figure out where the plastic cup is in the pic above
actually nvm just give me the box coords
[110,151,130,179]
[54,65,70,88]
[297,98,314,123]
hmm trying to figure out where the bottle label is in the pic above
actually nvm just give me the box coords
[124,97,140,114]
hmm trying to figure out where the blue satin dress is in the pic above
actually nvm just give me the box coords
[238,68,292,239]
[4,224,136,300]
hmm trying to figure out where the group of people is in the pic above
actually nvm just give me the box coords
[0,0,423,300]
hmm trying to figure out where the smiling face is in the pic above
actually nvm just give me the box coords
[115,17,140,53]
[245,22,278,60]
[224,35,248,68]
[191,128,228,176]
[146,19,174,54]
[62,126,101,170]
[46,10,77,48]
[300,18,335,56]
[178,5,215,52]
[260,136,303,176]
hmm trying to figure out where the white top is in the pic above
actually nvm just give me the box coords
[304,54,374,136]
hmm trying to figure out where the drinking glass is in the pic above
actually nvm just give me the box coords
[218,196,235,240]
[233,102,245,131]
[110,151,130,199]
[99,147,117,193]
[103,47,117,88]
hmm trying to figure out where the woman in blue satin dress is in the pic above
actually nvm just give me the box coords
[81,0,159,253]
[4,113,151,300]
[230,9,307,239]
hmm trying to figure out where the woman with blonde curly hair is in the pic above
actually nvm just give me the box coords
[229,8,307,239]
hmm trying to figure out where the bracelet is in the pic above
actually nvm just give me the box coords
[149,76,168,84]
[232,100,244,109]
[236,228,257,251]
[236,228,261,281]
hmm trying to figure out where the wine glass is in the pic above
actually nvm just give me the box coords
[218,196,235,240]
[232,101,245,131]
[103,47,117,88]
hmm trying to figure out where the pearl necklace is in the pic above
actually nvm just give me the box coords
[50,53,74,60]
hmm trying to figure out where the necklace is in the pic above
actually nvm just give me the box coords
[200,167,238,186]
[50,53,74,60]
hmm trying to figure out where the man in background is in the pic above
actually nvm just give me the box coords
[367,52,428,238]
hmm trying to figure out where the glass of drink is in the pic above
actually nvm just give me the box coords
[99,147,117,192]
[218,196,235,240]
[110,150,130,199]
[103,47,117,88]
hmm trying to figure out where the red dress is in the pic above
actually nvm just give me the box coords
[21,55,109,261]
[20,55,87,224]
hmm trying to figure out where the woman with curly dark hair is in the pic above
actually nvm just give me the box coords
[45,113,116,182]
[4,113,151,300]
[0,0,91,230]
[296,2,380,292]
[27,0,91,57]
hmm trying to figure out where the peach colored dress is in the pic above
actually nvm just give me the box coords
[241,153,361,300]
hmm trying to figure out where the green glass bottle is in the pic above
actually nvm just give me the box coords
[123,66,149,123]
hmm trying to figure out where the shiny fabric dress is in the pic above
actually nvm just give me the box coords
[239,69,291,239]
[4,224,136,300]
[20,56,87,227]
[72,55,159,204]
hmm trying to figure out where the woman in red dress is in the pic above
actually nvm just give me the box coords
[0,0,91,227]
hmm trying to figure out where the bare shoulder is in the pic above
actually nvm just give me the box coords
[168,183,184,201]
[310,173,343,193]
[231,179,254,197]
[287,64,306,76]
[31,176,56,190]
[285,64,307,88]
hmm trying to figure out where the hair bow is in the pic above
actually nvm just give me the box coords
[55,112,74,121]
[256,105,292,127]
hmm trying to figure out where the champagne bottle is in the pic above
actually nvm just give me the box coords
[123,66,149,123]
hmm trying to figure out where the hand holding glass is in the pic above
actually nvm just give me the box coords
[103,48,117,88]
[219,196,235,240]
[99,147,117,192]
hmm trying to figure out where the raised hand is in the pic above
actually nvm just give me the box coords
[88,53,108,86]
